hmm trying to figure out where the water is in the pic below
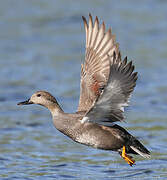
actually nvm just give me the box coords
[0,0,167,179]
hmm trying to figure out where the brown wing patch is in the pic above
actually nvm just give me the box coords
[90,78,100,97]
[83,55,138,125]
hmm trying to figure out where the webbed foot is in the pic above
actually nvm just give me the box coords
[121,146,135,166]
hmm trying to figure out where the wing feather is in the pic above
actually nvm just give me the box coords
[81,55,138,125]
[78,14,120,112]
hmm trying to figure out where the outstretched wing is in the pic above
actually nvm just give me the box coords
[81,55,138,125]
[78,14,120,112]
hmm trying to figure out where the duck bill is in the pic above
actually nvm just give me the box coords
[17,99,33,105]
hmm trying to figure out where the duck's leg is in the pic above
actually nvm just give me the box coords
[121,146,135,166]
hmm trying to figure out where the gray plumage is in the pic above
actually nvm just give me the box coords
[18,14,150,166]
[82,54,138,124]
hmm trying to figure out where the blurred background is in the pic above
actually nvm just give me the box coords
[0,0,167,179]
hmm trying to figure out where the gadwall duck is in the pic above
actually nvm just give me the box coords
[18,14,150,166]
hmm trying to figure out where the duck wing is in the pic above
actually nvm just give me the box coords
[81,54,138,125]
[78,14,120,112]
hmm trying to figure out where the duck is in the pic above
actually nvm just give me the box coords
[18,14,150,166]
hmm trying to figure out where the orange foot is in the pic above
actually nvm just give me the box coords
[121,146,135,166]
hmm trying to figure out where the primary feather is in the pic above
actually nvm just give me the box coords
[78,14,120,112]
[81,54,138,125]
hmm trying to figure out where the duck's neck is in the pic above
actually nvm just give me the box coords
[47,100,64,117]
[47,99,79,138]
[48,100,70,135]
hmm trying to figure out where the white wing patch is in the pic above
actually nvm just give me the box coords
[81,116,89,123]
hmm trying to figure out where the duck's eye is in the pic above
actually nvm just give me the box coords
[37,94,41,97]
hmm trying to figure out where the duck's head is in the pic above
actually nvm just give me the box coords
[17,91,59,110]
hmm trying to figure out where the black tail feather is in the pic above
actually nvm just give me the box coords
[128,138,151,158]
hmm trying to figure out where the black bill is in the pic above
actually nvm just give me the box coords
[17,99,33,105]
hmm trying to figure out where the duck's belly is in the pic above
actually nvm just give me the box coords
[74,123,125,151]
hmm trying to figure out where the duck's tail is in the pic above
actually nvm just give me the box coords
[120,138,151,166]
[130,138,151,158]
